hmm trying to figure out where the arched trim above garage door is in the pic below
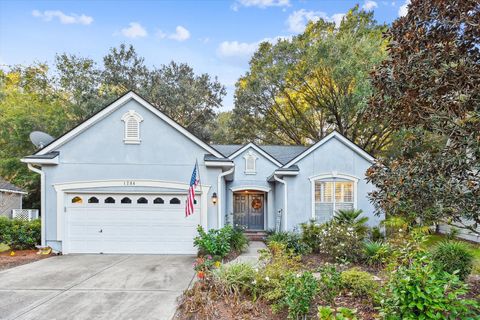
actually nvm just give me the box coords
[53,179,211,248]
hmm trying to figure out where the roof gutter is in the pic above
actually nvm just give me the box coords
[0,189,27,195]
[217,166,234,229]
[273,175,288,231]
[27,164,46,247]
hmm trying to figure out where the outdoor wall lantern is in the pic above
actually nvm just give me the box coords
[211,192,218,205]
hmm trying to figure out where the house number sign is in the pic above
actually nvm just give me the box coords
[123,180,136,186]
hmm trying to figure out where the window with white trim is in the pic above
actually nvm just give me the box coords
[313,178,355,223]
[121,110,144,144]
[244,150,257,174]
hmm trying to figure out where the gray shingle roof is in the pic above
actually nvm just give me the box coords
[0,177,24,193]
[23,151,59,159]
[212,144,308,165]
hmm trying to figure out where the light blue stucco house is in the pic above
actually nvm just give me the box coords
[22,91,382,254]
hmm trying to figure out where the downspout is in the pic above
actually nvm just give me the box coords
[217,167,234,228]
[27,164,46,247]
[274,175,288,231]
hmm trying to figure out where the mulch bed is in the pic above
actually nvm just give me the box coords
[0,249,52,271]
[222,250,242,263]
[176,252,480,320]
[174,281,287,320]
[465,276,480,300]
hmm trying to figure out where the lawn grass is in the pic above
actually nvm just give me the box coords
[0,243,10,252]
[424,233,480,275]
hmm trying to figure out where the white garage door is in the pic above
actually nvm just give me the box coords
[65,193,201,254]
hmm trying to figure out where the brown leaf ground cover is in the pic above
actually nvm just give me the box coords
[0,249,52,271]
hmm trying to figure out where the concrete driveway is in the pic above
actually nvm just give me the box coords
[0,254,195,320]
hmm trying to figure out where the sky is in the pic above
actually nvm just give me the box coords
[0,0,410,111]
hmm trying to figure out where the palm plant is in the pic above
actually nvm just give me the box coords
[334,209,369,236]
[363,241,391,266]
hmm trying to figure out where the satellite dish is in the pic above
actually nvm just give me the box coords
[29,131,54,149]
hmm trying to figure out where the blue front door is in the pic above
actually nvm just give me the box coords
[233,192,265,230]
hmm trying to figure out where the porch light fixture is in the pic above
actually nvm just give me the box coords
[211,192,218,205]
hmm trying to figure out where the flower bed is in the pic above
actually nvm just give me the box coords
[0,249,52,271]
[177,213,479,319]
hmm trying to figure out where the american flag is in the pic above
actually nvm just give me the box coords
[186,161,200,217]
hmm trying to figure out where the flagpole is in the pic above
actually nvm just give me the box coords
[195,158,202,214]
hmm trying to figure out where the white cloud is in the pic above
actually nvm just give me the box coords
[286,9,345,33]
[362,1,378,10]
[398,0,410,17]
[232,0,290,11]
[218,41,258,58]
[217,36,290,59]
[32,10,93,25]
[121,22,147,38]
[169,25,190,41]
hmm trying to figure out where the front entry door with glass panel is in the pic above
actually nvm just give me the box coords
[233,192,265,230]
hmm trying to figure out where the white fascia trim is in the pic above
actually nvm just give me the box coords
[230,185,271,193]
[55,179,211,246]
[274,171,299,176]
[283,132,375,167]
[308,172,360,182]
[21,157,59,165]
[0,189,27,195]
[205,161,235,167]
[228,143,282,167]
[35,92,224,158]
[53,179,211,190]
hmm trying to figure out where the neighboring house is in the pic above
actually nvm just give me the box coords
[21,91,383,254]
[0,177,26,218]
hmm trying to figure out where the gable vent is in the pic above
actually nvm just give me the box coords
[121,110,144,144]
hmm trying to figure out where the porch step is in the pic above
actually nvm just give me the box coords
[244,231,267,242]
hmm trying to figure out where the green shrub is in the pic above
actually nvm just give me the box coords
[277,271,318,319]
[300,220,322,252]
[316,264,342,304]
[266,230,310,255]
[317,223,364,262]
[194,225,249,258]
[333,209,369,237]
[363,241,391,266]
[318,306,358,320]
[340,268,378,298]
[0,217,41,250]
[0,216,12,245]
[214,262,256,295]
[255,241,302,303]
[431,240,474,280]
[194,225,233,258]
[229,227,249,252]
[379,255,479,319]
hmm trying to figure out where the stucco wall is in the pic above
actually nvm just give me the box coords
[284,137,382,230]
[42,99,221,250]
